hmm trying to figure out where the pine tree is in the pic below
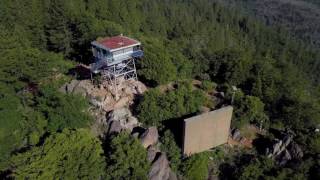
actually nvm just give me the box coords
[45,0,72,56]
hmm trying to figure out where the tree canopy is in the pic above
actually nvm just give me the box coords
[10,129,106,179]
[0,0,320,179]
[105,132,150,180]
[137,82,206,126]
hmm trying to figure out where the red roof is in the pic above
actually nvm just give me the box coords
[97,36,140,50]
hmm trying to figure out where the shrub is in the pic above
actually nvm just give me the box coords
[181,153,209,180]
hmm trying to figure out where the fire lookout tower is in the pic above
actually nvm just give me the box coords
[90,35,143,96]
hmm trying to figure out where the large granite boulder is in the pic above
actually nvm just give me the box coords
[107,107,139,134]
[149,154,171,180]
[108,107,131,122]
[288,142,303,159]
[266,132,303,165]
[140,127,159,148]
[108,121,122,134]
[147,146,161,162]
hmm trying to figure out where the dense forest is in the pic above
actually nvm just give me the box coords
[0,0,319,179]
[224,0,320,49]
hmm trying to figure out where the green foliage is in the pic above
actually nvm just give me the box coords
[0,47,72,90]
[237,157,274,180]
[0,27,86,171]
[106,132,150,180]
[160,130,182,172]
[208,49,253,85]
[233,90,269,128]
[201,80,217,92]
[182,153,209,180]
[11,129,106,179]
[307,133,320,154]
[0,0,320,178]
[139,38,178,85]
[0,31,74,169]
[137,82,206,126]
[0,85,46,170]
[36,86,92,132]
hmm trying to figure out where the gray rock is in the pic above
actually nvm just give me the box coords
[266,131,304,166]
[88,95,104,108]
[279,149,292,166]
[149,153,170,180]
[168,171,177,180]
[107,107,139,133]
[217,92,225,98]
[72,86,87,97]
[66,80,80,93]
[108,107,131,122]
[58,84,68,94]
[283,135,292,147]
[147,146,160,162]
[108,121,122,134]
[132,132,140,138]
[231,129,241,141]
[272,140,283,156]
[140,127,159,148]
[288,142,303,159]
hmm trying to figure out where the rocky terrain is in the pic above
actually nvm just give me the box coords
[230,128,304,166]
[266,132,304,165]
[60,79,177,180]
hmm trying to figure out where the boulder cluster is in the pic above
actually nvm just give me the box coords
[230,128,304,166]
[106,109,177,180]
[60,79,176,180]
[266,133,303,165]
[106,108,177,180]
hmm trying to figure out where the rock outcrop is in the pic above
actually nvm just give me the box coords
[60,78,147,136]
[140,127,159,148]
[108,120,122,134]
[266,133,303,165]
[149,153,176,180]
[147,146,161,162]
[60,78,179,180]
[60,79,147,112]
[288,142,303,159]
[107,107,140,134]
[89,108,108,137]
[230,128,241,141]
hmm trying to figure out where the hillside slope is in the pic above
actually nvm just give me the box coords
[0,0,320,179]
[225,0,320,48]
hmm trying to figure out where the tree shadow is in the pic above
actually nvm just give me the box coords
[218,163,237,180]
[269,128,283,138]
[218,153,255,180]
[161,112,199,149]
[252,134,272,155]
[67,65,92,80]
[0,169,12,180]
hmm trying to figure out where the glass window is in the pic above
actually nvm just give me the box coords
[102,49,107,56]
[113,50,121,56]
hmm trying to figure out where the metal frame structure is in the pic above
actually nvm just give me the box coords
[100,58,138,99]
[90,36,143,99]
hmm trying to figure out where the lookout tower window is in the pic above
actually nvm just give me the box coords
[133,45,140,51]
[102,49,108,57]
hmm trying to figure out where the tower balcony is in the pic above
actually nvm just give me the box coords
[91,50,143,73]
